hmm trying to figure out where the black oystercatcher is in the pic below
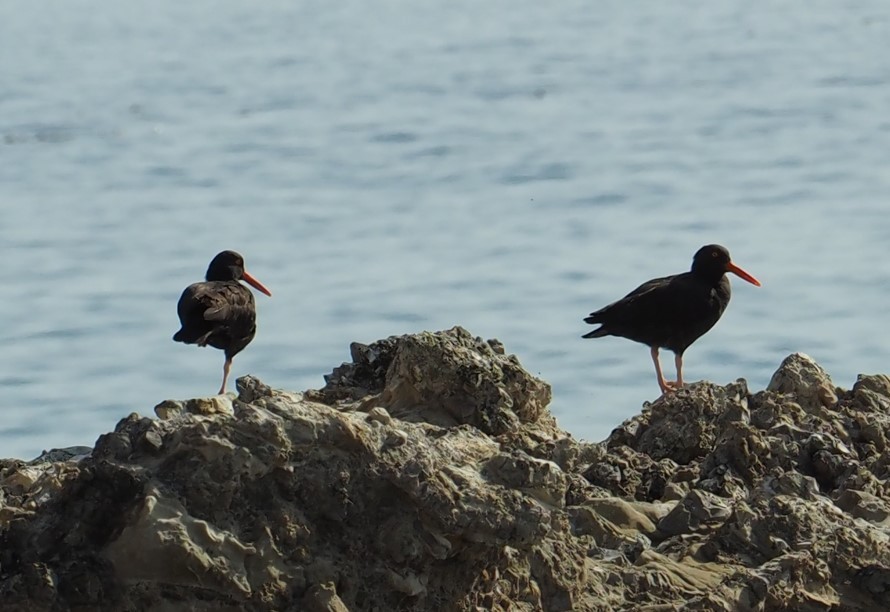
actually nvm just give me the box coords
[173,251,272,394]
[582,244,760,394]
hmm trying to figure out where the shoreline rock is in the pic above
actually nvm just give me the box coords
[2,328,890,610]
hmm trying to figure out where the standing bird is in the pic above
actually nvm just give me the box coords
[173,251,272,395]
[582,244,760,394]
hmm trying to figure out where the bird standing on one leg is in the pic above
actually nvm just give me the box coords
[582,244,760,395]
[173,251,272,394]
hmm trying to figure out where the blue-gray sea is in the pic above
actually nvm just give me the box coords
[3,1,890,459]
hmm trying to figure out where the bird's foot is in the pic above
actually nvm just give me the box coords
[658,380,683,395]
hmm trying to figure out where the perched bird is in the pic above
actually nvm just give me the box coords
[582,244,760,394]
[173,251,272,394]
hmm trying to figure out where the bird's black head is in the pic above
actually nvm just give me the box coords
[205,250,246,282]
[204,250,272,296]
[692,244,731,276]
[691,244,761,287]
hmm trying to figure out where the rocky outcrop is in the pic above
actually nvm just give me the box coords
[2,330,890,611]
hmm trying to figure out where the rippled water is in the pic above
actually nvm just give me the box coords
[3,1,890,459]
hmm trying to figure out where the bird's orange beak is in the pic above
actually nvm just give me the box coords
[242,270,272,296]
[726,262,761,287]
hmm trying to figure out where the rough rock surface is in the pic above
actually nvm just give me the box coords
[2,332,890,611]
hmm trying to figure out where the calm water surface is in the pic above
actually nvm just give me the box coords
[3,1,890,458]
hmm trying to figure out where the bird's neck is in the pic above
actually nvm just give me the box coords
[692,270,728,288]
[206,273,239,282]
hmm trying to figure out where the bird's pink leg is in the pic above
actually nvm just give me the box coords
[673,353,684,389]
[659,353,685,390]
[650,347,676,394]
[218,357,232,395]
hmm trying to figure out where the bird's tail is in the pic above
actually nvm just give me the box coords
[583,312,603,325]
[173,329,212,345]
[582,311,609,338]
[581,327,608,339]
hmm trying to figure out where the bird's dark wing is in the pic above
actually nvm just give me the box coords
[585,274,676,323]
[186,283,255,320]
[202,292,237,322]
[173,281,256,349]
[173,284,209,343]
[583,271,724,352]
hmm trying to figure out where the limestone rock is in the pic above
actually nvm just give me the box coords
[301,582,350,612]
[314,326,554,440]
[767,352,837,413]
[657,490,732,536]
[2,331,890,611]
